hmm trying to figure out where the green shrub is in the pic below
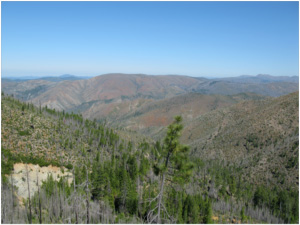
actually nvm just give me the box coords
[18,130,30,136]
[65,163,73,170]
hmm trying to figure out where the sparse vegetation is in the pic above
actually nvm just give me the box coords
[1,91,298,224]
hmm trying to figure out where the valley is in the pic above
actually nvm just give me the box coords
[1,73,299,224]
[2,0,299,223]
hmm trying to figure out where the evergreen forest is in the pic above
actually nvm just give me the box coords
[1,93,298,224]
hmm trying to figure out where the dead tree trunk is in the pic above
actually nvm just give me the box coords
[73,168,78,224]
[2,178,5,223]
[59,188,63,219]
[11,174,14,223]
[26,163,32,224]
[36,171,42,224]
[85,165,90,224]
[157,172,165,224]
[157,151,171,224]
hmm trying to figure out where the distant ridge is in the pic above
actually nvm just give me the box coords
[2,73,298,110]
[211,74,299,83]
[2,74,92,82]
[59,74,77,78]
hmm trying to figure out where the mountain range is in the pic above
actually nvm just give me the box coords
[1,73,298,224]
[213,74,299,83]
[2,73,298,140]
[2,73,298,108]
[2,74,91,82]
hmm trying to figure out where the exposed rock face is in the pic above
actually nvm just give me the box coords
[9,163,72,200]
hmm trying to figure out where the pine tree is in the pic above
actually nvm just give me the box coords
[148,116,194,223]
[176,192,184,224]
[126,180,138,215]
[240,206,246,223]
[204,199,213,224]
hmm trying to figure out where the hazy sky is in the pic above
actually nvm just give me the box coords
[2,1,299,77]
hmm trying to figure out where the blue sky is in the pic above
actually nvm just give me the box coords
[1,1,299,77]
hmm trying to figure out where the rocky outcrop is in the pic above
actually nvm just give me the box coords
[8,163,72,200]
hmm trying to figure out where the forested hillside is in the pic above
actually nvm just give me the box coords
[182,92,299,189]
[108,92,267,135]
[1,93,298,224]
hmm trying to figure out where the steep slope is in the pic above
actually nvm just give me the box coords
[3,74,298,115]
[29,73,204,111]
[181,92,299,189]
[1,79,56,101]
[1,95,143,171]
[1,75,90,100]
[112,91,298,190]
[107,92,267,136]
[2,94,297,224]
[1,95,151,223]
